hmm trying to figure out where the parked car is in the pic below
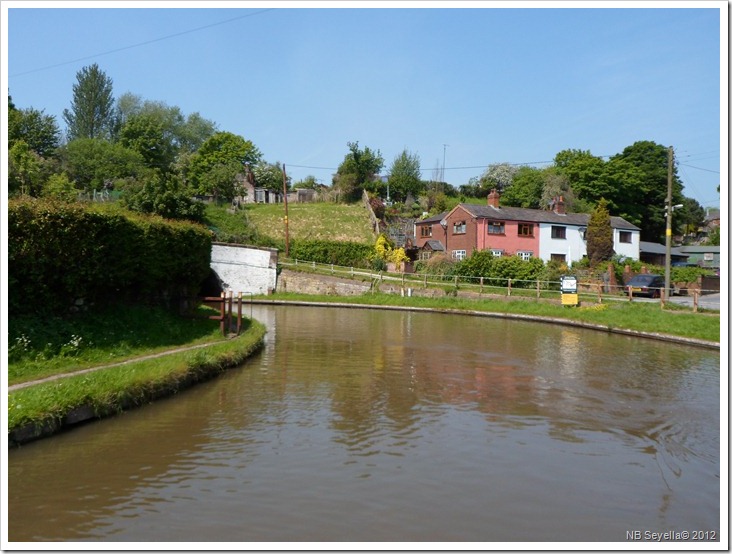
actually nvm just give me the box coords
[624,273,665,298]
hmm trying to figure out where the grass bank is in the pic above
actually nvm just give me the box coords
[8,305,231,386]
[204,201,376,246]
[8,306,266,445]
[262,292,721,345]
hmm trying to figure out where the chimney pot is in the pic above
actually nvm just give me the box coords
[487,188,500,208]
[554,195,566,214]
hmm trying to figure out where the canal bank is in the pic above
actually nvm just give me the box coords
[8,320,267,446]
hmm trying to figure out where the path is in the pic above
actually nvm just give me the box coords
[8,341,222,393]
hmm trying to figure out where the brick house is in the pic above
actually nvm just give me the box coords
[414,189,640,264]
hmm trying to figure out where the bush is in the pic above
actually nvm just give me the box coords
[487,256,545,287]
[8,197,212,315]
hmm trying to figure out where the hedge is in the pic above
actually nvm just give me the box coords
[288,239,373,268]
[8,198,213,315]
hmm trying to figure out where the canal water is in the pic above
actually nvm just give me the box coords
[7,305,720,544]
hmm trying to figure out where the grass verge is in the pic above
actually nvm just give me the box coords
[8,304,229,386]
[8,316,266,446]
[262,292,720,344]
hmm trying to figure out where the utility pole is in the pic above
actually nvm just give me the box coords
[664,146,673,300]
[283,164,290,258]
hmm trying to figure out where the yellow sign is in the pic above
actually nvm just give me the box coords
[561,293,579,306]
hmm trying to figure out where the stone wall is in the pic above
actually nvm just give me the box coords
[277,269,372,296]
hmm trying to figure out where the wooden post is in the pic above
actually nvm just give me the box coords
[282,164,290,258]
[597,283,602,304]
[507,278,512,296]
[228,291,233,333]
[536,279,540,299]
[237,292,242,334]
[480,276,484,293]
[693,290,699,312]
[660,288,666,309]
[219,292,226,335]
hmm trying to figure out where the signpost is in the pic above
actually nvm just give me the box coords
[560,275,579,307]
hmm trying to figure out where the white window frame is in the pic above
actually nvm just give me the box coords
[517,250,533,261]
[490,249,503,257]
[452,249,467,261]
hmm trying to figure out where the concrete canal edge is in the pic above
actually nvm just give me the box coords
[250,299,721,351]
[8,322,267,447]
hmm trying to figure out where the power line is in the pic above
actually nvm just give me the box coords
[9,9,275,78]
[678,163,720,174]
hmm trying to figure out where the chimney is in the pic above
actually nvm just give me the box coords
[554,195,566,215]
[487,188,500,208]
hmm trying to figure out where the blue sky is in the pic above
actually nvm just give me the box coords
[4,1,726,209]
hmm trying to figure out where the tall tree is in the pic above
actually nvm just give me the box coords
[114,93,217,153]
[58,138,147,191]
[481,162,519,193]
[8,106,61,157]
[8,140,43,196]
[118,113,176,173]
[185,131,262,200]
[585,198,614,265]
[604,141,682,242]
[500,166,544,208]
[333,141,384,202]
[63,63,116,140]
[387,149,422,202]
[675,196,706,238]
[254,161,291,192]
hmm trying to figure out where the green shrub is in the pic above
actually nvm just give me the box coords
[487,256,546,287]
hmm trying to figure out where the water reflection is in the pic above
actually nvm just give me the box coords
[8,305,719,543]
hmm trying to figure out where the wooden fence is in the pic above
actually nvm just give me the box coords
[203,291,253,336]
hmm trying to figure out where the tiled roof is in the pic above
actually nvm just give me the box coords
[416,212,448,224]
[639,241,688,256]
[424,240,445,251]
[458,203,640,231]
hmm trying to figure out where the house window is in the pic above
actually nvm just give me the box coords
[551,226,566,239]
[452,250,467,261]
[517,251,533,261]
[490,249,503,257]
[453,221,466,234]
[420,226,433,238]
[420,251,432,261]
[488,221,505,235]
[518,223,534,237]
[619,231,632,243]
[551,253,566,263]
